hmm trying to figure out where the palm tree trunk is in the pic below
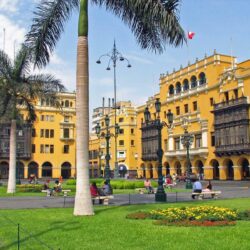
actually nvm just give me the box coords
[74,35,93,216]
[7,119,17,193]
[73,0,94,216]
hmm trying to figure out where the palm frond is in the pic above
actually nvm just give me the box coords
[0,50,13,79]
[26,0,79,68]
[26,74,65,98]
[13,44,32,80]
[92,0,186,53]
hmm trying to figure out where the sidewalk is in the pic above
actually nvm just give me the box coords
[0,182,249,209]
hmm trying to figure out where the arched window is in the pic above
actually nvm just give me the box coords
[199,72,206,85]
[169,85,174,95]
[190,76,197,88]
[41,99,45,106]
[65,100,69,107]
[183,79,189,91]
[176,82,181,94]
[70,102,73,107]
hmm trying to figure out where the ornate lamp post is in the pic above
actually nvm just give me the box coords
[181,125,194,189]
[98,149,103,177]
[95,115,120,184]
[96,41,131,178]
[144,98,173,202]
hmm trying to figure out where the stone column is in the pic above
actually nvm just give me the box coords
[168,130,174,151]
[38,166,42,179]
[218,166,227,180]
[203,166,213,180]
[233,165,242,180]
[24,166,29,179]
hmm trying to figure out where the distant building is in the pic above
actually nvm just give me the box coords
[0,92,76,179]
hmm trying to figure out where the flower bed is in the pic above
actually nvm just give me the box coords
[126,206,240,227]
[150,206,238,222]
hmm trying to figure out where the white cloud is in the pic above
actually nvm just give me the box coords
[0,14,26,60]
[125,54,153,65]
[0,0,20,13]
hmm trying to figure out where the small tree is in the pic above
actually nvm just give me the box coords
[0,45,64,193]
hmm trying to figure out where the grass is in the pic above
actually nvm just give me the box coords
[0,198,250,250]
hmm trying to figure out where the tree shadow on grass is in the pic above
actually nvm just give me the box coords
[1,220,80,250]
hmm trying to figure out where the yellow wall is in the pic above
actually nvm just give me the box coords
[136,52,250,180]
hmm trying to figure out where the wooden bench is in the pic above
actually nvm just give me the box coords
[192,191,221,200]
[92,195,114,205]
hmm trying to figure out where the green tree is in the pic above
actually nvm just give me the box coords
[0,45,64,193]
[26,0,186,216]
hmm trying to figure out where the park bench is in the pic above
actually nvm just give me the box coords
[92,195,114,205]
[135,188,156,194]
[192,191,221,200]
[41,189,71,197]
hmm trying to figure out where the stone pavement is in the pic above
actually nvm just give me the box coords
[0,180,249,210]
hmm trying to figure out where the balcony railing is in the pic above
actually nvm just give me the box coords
[215,143,250,156]
[165,147,209,158]
[213,96,248,110]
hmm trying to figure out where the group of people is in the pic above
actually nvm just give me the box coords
[90,181,113,204]
[43,178,62,196]
[192,180,212,199]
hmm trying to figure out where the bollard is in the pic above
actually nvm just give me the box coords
[63,196,66,208]
[17,223,20,250]
[176,192,177,202]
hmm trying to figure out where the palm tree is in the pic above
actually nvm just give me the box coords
[26,0,186,216]
[0,45,64,193]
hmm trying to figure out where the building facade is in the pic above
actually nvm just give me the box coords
[89,100,138,178]
[137,51,250,181]
[0,92,76,179]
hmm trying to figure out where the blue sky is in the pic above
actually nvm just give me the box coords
[1,0,250,114]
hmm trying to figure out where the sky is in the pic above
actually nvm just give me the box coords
[1,0,250,116]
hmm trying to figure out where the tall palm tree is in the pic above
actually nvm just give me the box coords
[26,0,186,216]
[0,45,64,193]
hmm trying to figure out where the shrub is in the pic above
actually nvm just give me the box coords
[17,184,43,193]
[66,178,157,189]
[66,179,76,185]
[238,210,250,220]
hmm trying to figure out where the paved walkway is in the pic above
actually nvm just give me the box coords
[0,181,249,209]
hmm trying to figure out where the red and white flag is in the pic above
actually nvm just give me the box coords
[187,31,195,39]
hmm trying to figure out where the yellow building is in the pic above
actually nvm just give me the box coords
[89,100,138,178]
[136,51,250,181]
[0,92,76,180]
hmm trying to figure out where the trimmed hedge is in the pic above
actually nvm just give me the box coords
[66,179,158,189]
[16,184,43,193]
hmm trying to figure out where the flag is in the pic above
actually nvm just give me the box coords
[188,31,195,39]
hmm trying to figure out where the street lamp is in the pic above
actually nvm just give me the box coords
[96,41,131,178]
[181,122,194,189]
[144,98,173,202]
[95,115,120,184]
[98,149,103,177]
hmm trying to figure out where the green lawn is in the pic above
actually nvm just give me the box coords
[0,198,250,250]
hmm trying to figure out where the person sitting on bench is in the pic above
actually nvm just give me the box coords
[53,180,62,193]
[144,179,154,194]
[90,182,102,204]
[102,181,113,196]
[192,180,202,199]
